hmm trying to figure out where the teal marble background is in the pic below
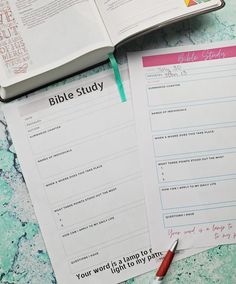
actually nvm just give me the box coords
[0,0,236,283]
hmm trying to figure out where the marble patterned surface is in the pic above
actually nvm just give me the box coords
[0,0,236,283]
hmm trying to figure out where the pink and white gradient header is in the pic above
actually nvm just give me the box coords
[142,46,236,67]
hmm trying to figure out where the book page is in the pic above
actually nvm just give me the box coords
[0,0,112,84]
[95,0,222,45]
[128,41,236,251]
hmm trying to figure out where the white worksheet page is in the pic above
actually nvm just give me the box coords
[128,41,236,251]
[5,70,155,284]
[3,67,207,283]
[3,68,155,284]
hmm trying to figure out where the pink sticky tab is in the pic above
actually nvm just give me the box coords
[142,46,236,67]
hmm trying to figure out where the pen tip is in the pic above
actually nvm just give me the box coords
[170,239,178,252]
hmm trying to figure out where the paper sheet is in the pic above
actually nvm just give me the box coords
[128,41,236,251]
[3,66,211,283]
[3,68,152,284]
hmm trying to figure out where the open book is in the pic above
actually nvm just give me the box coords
[0,0,224,101]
